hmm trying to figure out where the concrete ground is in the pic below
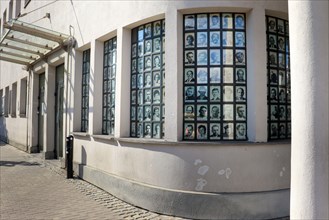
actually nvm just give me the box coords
[0,142,186,220]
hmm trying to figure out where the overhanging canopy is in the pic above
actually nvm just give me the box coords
[0,19,71,67]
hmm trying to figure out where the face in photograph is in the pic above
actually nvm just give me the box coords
[223,105,233,121]
[268,35,277,49]
[145,40,152,54]
[137,107,143,121]
[185,33,195,48]
[184,123,195,139]
[185,69,195,83]
[153,38,161,52]
[278,53,285,68]
[137,58,143,73]
[210,124,221,139]
[269,52,277,66]
[132,59,137,73]
[210,67,221,83]
[236,123,246,139]
[131,90,136,104]
[271,105,279,120]
[137,91,143,105]
[153,106,161,121]
[197,68,207,83]
[210,86,220,101]
[144,74,152,87]
[235,14,245,29]
[185,15,195,30]
[279,88,286,102]
[236,68,245,82]
[236,86,246,101]
[236,105,246,120]
[153,89,161,103]
[137,74,143,88]
[197,124,207,139]
[153,123,161,138]
[210,32,220,47]
[144,56,152,70]
[270,70,278,84]
[132,43,137,58]
[222,14,233,29]
[222,31,233,46]
[144,123,152,137]
[197,14,207,29]
[153,55,161,69]
[279,106,286,120]
[279,124,286,138]
[235,32,245,47]
[131,107,136,120]
[138,26,144,41]
[137,123,143,137]
[271,123,278,137]
[210,14,220,29]
[223,67,233,83]
[223,49,233,65]
[154,21,161,36]
[197,32,207,47]
[210,50,221,65]
[223,123,233,139]
[185,51,195,65]
[131,74,136,89]
[144,89,152,103]
[268,17,276,32]
[144,24,152,38]
[184,105,195,120]
[197,50,208,65]
[144,106,151,121]
[131,123,136,136]
[235,50,245,65]
[210,105,220,120]
[277,19,284,34]
[185,86,195,101]
[138,42,144,57]
[270,88,278,101]
[197,86,208,101]
[153,72,161,86]
[197,105,207,120]
[223,86,233,102]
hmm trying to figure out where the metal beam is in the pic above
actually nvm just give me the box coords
[0,49,36,60]
[1,43,43,56]
[0,56,30,65]
[5,35,52,50]
[4,22,67,43]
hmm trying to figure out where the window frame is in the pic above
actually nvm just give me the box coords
[81,49,90,132]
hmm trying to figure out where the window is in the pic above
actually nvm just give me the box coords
[183,13,247,141]
[130,19,166,139]
[81,49,90,132]
[102,38,117,135]
[19,77,27,116]
[11,83,17,117]
[4,86,9,117]
[266,16,291,140]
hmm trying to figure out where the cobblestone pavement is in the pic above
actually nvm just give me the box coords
[0,143,186,220]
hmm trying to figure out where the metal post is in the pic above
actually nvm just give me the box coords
[66,135,74,178]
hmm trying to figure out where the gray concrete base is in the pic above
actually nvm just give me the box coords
[43,151,55,159]
[74,163,290,220]
[28,145,39,153]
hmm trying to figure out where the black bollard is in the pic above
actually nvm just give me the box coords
[66,135,74,179]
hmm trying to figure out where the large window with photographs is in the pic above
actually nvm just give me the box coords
[102,37,117,135]
[183,13,247,141]
[81,49,90,132]
[130,20,165,139]
[266,16,291,140]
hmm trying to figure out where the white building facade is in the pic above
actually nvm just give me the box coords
[0,1,328,219]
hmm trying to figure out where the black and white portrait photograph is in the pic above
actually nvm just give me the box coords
[287,106,291,120]
[236,105,246,120]
[137,123,143,137]
[210,105,220,120]
[279,105,286,120]
[277,19,285,34]
[197,123,207,140]
[132,59,137,73]
[138,42,143,57]
[197,32,207,47]
[153,38,161,52]
[271,105,279,120]
[153,106,161,121]
[223,49,233,65]
[144,106,152,121]
[223,104,233,121]
[279,123,286,138]
[278,53,285,68]
[197,50,208,65]
[131,74,136,89]
[153,123,161,138]
[270,123,278,138]
[223,67,233,83]
[210,31,220,47]
[235,50,245,65]
[185,51,195,65]
[210,123,221,139]
[153,54,161,69]
[197,105,208,120]
[235,14,245,29]
[268,17,276,32]
[269,69,278,84]
[138,26,144,41]
[197,68,207,83]
[144,123,152,138]
[185,15,195,30]
[222,123,234,140]
[184,123,195,139]
[131,123,136,136]
[132,43,137,58]
[153,89,161,103]
[210,49,221,65]
[210,86,221,101]
[184,105,195,120]
[144,73,152,87]
[222,31,233,46]
[185,86,195,101]
[278,36,285,51]
[131,90,136,104]
[131,107,136,120]
[269,52,277,67]
[222,14,233,29]
[137,106,143,121]
[144,23,152,38]
[270,87,278,102]
[235,32,245,47]
[137,74,143,88]
[154,21,161,36]
[137,90,143,105]
[197,86,208,101]
[236,123,246,139]
[236,68,246,83]
[268,35,277,49]
[144,89,152,104]
[279,88,286,102]
[144,40,152,54]
[236,86,246,101]
[185,68,195,83]
[223,86,233,102]
[197,14,208,29]
[153,71,161,86]
[137,58,143,73]
[210,14,220,29]
[185,33,195,48]
[210,67,221,83]
[144,56,151,70]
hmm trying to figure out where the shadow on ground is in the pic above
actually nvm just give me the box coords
[0,161,41,167]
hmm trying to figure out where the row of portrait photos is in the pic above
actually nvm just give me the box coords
[131,122,164,138]
[270,122,291,139]
[267,17,289,36]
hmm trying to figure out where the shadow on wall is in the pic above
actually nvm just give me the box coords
[0,117,8,143]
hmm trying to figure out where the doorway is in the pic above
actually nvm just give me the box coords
[38,73,45,152]
[55,64,64,159]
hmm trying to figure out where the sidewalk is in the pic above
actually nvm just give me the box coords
[0,142,186,220]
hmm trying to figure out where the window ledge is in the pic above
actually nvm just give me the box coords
[71,132,90,137]
[92,134,115,141]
